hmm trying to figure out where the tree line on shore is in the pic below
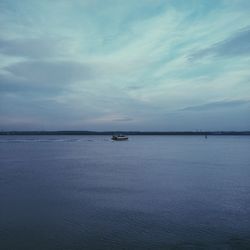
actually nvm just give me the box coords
[1,131,250,135]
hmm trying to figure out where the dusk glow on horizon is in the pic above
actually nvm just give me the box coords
[0,0,250,131]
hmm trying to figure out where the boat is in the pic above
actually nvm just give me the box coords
[111,135,128,141]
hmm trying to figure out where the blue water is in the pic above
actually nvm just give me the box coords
[0,135,250,249]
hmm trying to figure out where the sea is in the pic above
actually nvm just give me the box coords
[0,135,250,250]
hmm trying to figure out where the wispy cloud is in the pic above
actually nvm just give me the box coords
[190,28,250,60]
[0,0,250,130]
[180,99,250,112]
[86,114,134,124]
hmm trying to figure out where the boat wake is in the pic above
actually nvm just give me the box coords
[0,138,82,143]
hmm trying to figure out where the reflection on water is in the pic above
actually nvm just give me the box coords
[0,135,250,249]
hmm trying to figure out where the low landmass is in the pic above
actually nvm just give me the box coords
[0,131,250,135]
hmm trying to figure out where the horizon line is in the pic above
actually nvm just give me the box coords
[1,130,250,136]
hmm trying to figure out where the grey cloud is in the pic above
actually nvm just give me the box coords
[0,38,65,59]
[111,117,134,122]
[7,60,93,83]
[0,60,94,94]
[0,74,30,93]
[2,57,93,93]
[190,28,250,60]
[0,73,63,95]
[180,100,250,112]
[126,85,145,90]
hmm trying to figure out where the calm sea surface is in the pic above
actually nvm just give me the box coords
[0,135,250,250]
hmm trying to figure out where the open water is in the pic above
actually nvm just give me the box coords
[0,135,250,249]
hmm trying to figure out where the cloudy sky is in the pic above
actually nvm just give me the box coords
[0,0,250,131]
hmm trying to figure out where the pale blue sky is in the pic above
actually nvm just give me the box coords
[0,0,250,130]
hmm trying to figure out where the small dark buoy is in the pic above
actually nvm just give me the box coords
[205,135,207,139]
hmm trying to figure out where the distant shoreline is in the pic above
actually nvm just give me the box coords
[1,131,250,136]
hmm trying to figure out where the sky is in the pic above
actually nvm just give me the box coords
[0,0,250,131]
